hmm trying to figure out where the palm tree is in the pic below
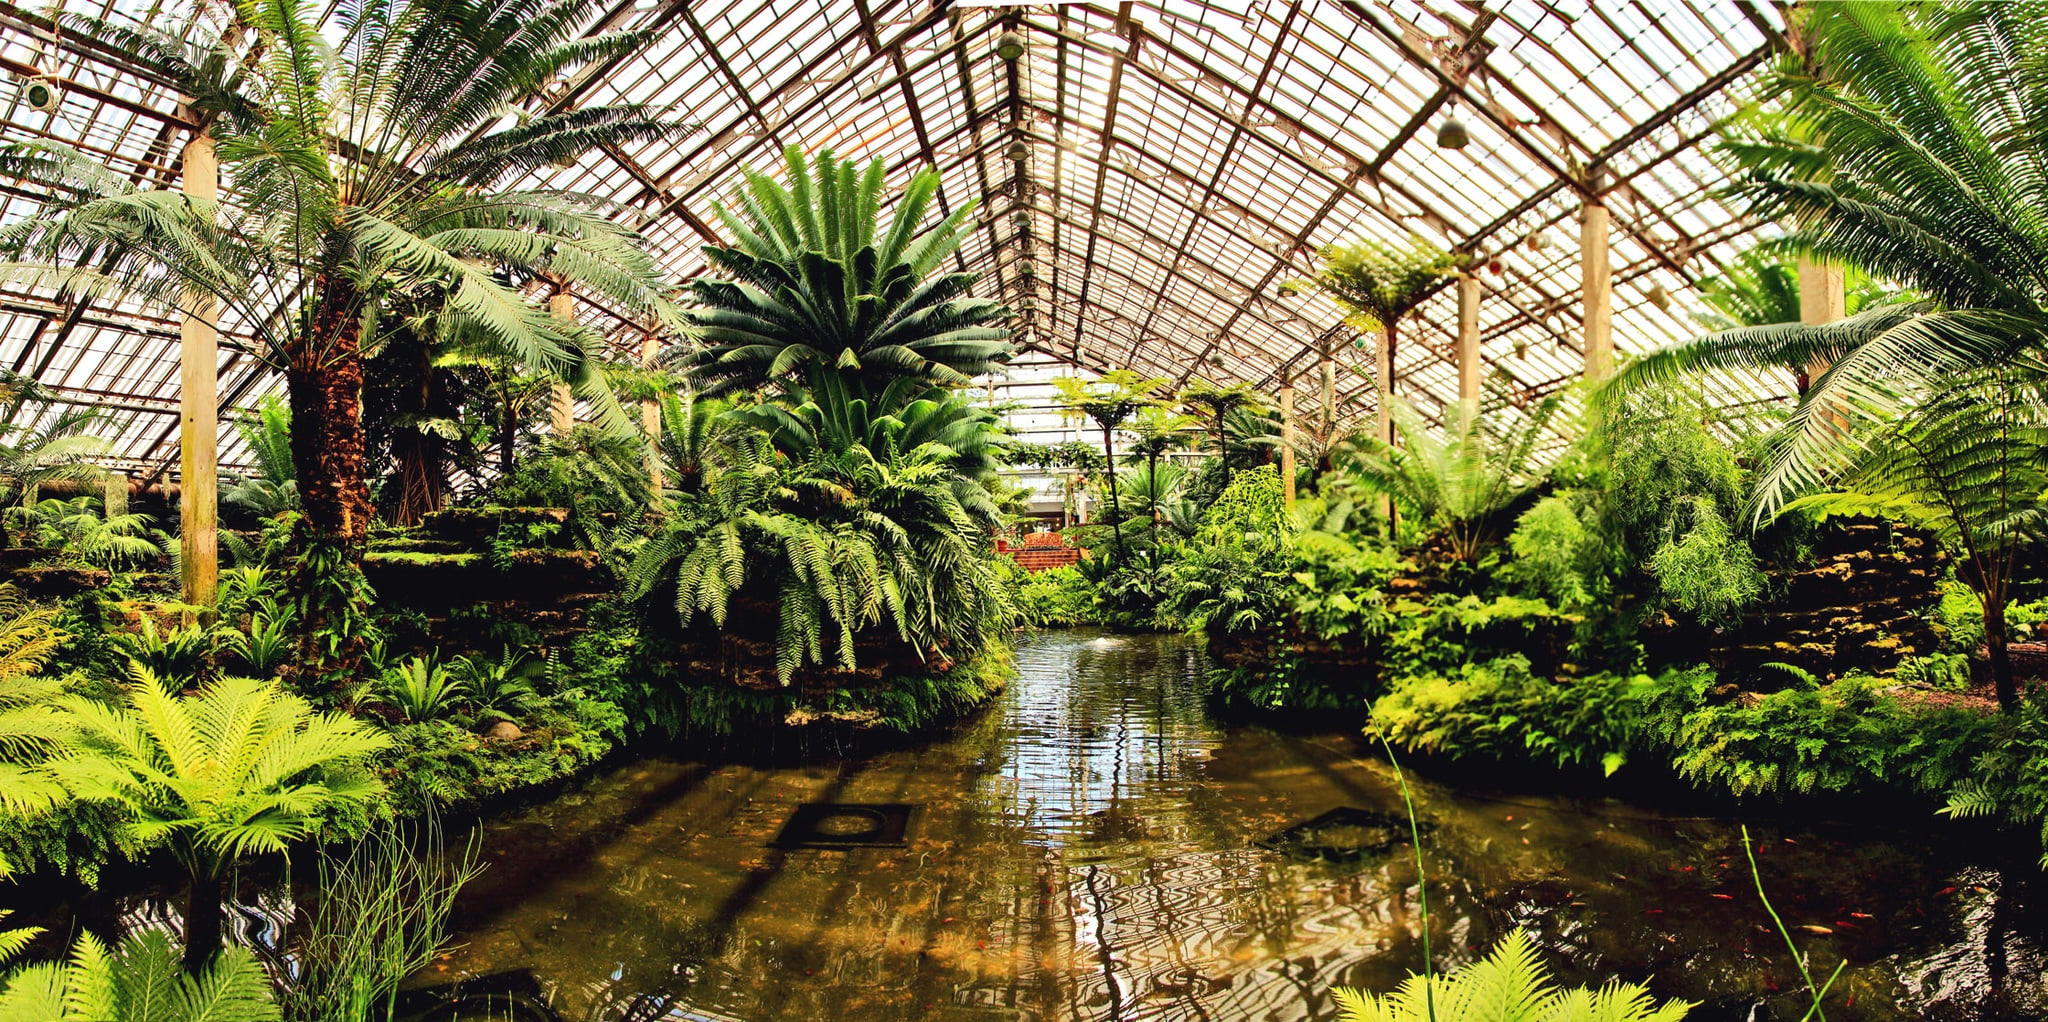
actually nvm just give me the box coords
[1609,1,2048,514]
[221,396,299,520]
[1335,388,1563,562]
[1179,380,1268,470]
[682,146,1013,403]
[1291,236,1461,445]
[0,929,278,1022]
[45,668,390,970]
[1780,373,2048,712]
[0,401,106,548]
[1052,371,1172,558]
[0,0,686,557]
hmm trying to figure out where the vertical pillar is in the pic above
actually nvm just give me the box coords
[103,475,128,518]
[549,289,576,436]
[179,117,218,607]
[1457,273,1482,419]
[1799,257,1846,326]
[1375,326,1395,446]
[640,334,664,491]
[1581,201,1613,381]
[1318,339,1336,445]
[1278,386,1297,507]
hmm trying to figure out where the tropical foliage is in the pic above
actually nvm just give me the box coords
[1334,930,1693,1022]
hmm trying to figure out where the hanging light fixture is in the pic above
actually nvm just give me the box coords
[1006,139,1031,162]
[996,30,1026,62]
[1647,283,1671,311]
[1436,101,1470,150]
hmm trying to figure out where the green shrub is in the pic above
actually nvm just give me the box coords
[1011,563,1096,627]
[1369,656,1646,776]
[381,691,627,813]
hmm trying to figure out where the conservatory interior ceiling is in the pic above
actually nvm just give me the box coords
[0,0,1788,474]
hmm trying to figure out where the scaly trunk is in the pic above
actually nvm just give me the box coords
[287,293,372,548]
[285,281,375,687]
[181,871,223,974]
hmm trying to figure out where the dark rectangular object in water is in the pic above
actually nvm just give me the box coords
[771,802,916,849]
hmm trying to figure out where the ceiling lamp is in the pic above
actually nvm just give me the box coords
[1436,105,1470,150]
[1006,139,1030,162]
[1646,283,1671,311]
[996,30,1026,62]
[20,74,59,114]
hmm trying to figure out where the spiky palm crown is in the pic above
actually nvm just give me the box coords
[1613,2,2048,515]
[0,0,689,426]
[682,146,1013,400]
[1294,235,1461,335]
[1336,384,1563,559]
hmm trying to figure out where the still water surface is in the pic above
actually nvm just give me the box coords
[425,629,2046,1020]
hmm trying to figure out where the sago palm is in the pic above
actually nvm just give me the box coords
[1611,1,2048,513]
[1336,388,1563,561]
[45,667,391,970]
[0,0,686,553]
[0,929,278,1022]
[0,402,105,547]
[1334,929,1692,1022]
[683,146,1012,402]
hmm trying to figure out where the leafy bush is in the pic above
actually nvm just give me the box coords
[1369,656,1646,776]
[377,656,468,722]
[1010,563,1096,627]
[381,691,626,812]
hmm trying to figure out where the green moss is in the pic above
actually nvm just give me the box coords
[363,551,484,568]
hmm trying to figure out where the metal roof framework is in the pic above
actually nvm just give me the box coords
[0,0,1789,474]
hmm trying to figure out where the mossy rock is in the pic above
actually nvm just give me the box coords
[8,564,110,598]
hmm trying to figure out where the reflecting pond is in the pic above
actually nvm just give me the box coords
[414,629,2048,1020]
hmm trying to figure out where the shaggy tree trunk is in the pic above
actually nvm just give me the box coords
[391,343,446,526]
[181,872,223,974]
[287,295,373,549]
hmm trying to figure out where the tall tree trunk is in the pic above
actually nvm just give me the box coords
[1100,423,1124,558]
[285,282,375,688]
[287,297,372,548]
[391,341,446,526]
[1985,591,2019,713]
[181,872,223,974]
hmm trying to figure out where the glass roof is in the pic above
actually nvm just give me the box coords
[0,0,1788,474]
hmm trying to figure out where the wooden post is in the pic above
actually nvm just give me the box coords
[640,334,664,491]
[1375,325,1395,447]
[1581,201,1613,381]
[103,475,128,518]
[178,116,218,608]
[549,290,576,436]
[1799,257,1846,326]
[1278,386,1297,507]
[1318,338,1336,445]
[1457,273,1482,419]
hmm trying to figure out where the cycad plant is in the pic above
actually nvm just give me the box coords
[683,146,1012,403]
[0,929,279,1022]
[1610,2,2048,513]
[0,399,105,547]
[1779,373,2048,711]
[221,396,299,520]
[1336,387,1564,562]
[45,668,390,970]
[1179,380,1269,470]
[15,497,167,570]
[378,656,470,722]
[1292,236,1461,444]
[1333,930,1692,1022]
[0,0,685,558]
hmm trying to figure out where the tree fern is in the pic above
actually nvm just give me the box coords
[1333,930,1692,1022]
